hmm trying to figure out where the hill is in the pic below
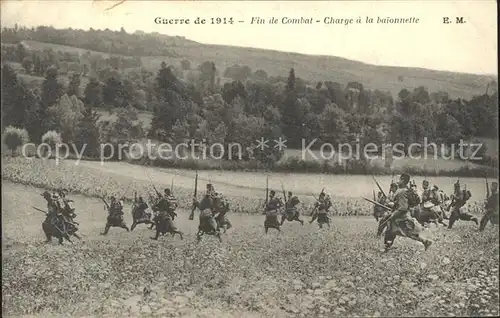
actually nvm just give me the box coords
[4,35,496,100]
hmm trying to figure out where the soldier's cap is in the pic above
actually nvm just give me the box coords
[207,183,213,187]
[319,192,326,197]
[400,173,410,184]
[423,180,429,184]
[270,190,276,195]
[288,191,292,196]
[492,182,498,187]
[433,185,439,190]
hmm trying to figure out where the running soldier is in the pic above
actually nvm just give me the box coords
[195,185,221,241]
[310,192,332,228]
[379,173,432,252]
[479,182,499,231]
[101,196,129,235]
[213,191,232,233]
[281,191,304,225]
[447,181,478,229]
[151,188,182,240]
[130,192,152,231]
[264,190,284,234]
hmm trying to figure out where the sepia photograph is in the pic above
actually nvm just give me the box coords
[1,0,498,317]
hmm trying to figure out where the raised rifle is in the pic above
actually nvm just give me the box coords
[281,182,287,203]
[486,175,490,199]
[189,171,198,220]
[265,175,269,204]
[370,173,387,199]
[171,179,174,193]
[102,197,110,211]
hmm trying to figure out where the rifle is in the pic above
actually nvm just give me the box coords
[281,182,287,203]
[310,188,326,216]
[363,197,393,211]
[265,176,269,204]
[373,189,376,201]
[33,206,72,243]
[171,179,174,193]
[32,206,47,215]
[189,171,198,220]
[486,175,490,199]
[370,173,387,199]
[102,197,110,211]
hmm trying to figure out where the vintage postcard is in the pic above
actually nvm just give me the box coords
[1,0,498,317]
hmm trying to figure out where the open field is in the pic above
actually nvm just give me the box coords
[2,180,499,317]
[1,157,494,221]
[7,40,497,100]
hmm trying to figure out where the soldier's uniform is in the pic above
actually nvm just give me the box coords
[133,197,150,220]
[101,197,129,235]
[479,182,499,231]
[198,192,219,233]
[213,192,232,231]
[311,194,332,228]
[264,191,283,233]
[448,182,478,229]
[381,173,432,252]
[281,192,303,225]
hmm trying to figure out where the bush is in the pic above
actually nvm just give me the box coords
[3,126,29,156]
[41,130,62,157]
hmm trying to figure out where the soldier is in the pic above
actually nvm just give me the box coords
[206,183,216,197]
[379,173,432,252]
[130,193,151,231]
[479,182,499,231]
[421,180,432,203]
[41,191,65,232]
[310,192,332,228]
[213,191,232,233]
[281,191,303,225]
[447,181,478,229]
[264,190,284,234]
[387,183,398,203]
[101,196,129,235]
[151,188,182,239]
[197,190,220,235]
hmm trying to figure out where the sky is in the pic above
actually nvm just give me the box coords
[1,0,497,75]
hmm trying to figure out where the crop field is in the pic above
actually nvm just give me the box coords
[2,173,499,317]
[1,157,493,215]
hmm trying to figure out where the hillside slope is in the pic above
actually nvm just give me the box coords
[8,39,497,100]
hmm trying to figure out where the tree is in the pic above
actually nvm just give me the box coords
[41,130,62,156]
[319,103,348,146]
[84,77,103,108]
[1,64,36,129]
[41,66,64,109]
[67,73,82,98]
[74,106,101,158]
[3,126,29,156]
[21,57,33,74]
[253,69,268,81]
[180,59,191,71]
[15,43,26,63]
[47,94,85,142]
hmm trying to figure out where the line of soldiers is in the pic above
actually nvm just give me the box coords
[263,189,333,233]
[374,173,499,252]
[101,187,182,239]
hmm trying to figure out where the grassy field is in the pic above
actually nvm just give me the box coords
[9,40,497,100]
[2,180,499,317]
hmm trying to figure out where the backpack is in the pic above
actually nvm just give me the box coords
[407,189,421,207]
